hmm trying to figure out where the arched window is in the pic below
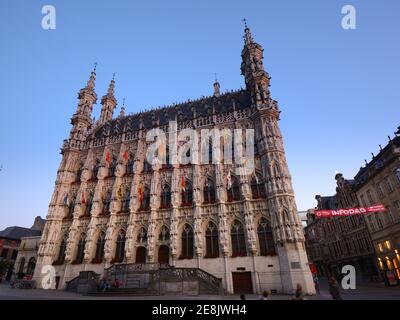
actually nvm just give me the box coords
[162,147,171,169]
[160,184,171,209]
[180,224,194,259]
[137,227,147,244]
[205,222,219,258]
[181,181,193,207]
[126,157,134,174]
[74,233,86,264]
[18,258,25,275]
[55,235,67,265]
[103,191,112,215]
[140,187,151,211]
[227,175,241,202]
[231,221,247,257]
[251,175,266,199]
[93,232,106,263]
[92,161,100,180]
[121,188,131,212]
[108,160,117,177]
[85,191,94,216]
[26,257,36,275]
[114,230,126,263]
[208,140,213,164]
[258,218,276,256]
[203,179,216,204]
[159,225,170,242]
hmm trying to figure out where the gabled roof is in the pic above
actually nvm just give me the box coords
[90,89,252,139]
[0,226,42,241]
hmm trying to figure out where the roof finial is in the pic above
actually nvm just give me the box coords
[243,18,248,29]
[94,62,98,72]
[112,72,116,81]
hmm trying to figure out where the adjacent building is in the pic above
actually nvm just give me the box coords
[354,128,400,284]
[0,216,45,280]
[304,175,376,281]
[305,127,400,285]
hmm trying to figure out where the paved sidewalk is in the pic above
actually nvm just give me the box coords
[0,279,399,300]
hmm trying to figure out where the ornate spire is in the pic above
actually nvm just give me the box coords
[119,98,126,118]
[213,73,220,97]
[85,62,97,90]
[99,74,117,124]
[243,18,254,46]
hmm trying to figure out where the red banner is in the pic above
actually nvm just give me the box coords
[315,204,386,218]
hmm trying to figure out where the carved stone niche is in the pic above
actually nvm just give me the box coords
[98,166,108,179]
[80,168,91,182]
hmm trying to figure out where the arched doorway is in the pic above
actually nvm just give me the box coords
[135,246,146,263]
[158,245,169,264]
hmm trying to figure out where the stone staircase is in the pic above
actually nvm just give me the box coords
[83,263,223,296]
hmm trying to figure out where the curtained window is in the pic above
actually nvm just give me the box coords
[140,187,151,211]
[251,175,266,199]
[258,218,276,256]
[231,221,247,257]
[203,179,216,204]
[180,224,194,259]
[227,175,241,202]
[160,184,171,209]
[74,234,86,264]
[181,181,193,206]
[93,232,106,263]
[205,222,219,258]
[114,230,126,263]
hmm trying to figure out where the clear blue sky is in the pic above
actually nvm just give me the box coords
[0,0,399,229]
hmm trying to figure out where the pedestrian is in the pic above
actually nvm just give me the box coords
[328,276,343,300]
[258,290,269,300]
[240,294,246,300]
[293,283,306,300]
[313,275,320,295]
[114,278,120,289]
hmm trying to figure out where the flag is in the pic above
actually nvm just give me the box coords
[105,152,111,165]
[181,176,186,192]
[227,171,232,190]
[81,191,86,204]
[123,150,129,162]
[116,185,123,200]
[138,183,144,202]
[63,194,69,205]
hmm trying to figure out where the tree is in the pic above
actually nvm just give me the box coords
[0,259,10,281]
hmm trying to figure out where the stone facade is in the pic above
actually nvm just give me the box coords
[33,25,314,294]
[354,129,400,283]
[305,186,376,281]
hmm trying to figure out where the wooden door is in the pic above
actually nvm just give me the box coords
[232,272,253,294]
[135,246,146,263]
[158,245,169,264]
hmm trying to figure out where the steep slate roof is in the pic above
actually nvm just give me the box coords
[91,89,252,139]
[0,227,42,241]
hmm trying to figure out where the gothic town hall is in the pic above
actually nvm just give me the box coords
[34,25,315,295]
